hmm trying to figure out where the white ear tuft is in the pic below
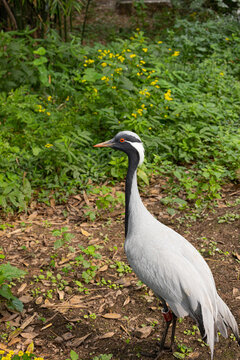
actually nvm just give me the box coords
[130,142,145,166]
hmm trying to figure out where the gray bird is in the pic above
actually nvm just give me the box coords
[94,130,240,359]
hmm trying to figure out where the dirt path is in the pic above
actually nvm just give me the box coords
[0,180,240,360]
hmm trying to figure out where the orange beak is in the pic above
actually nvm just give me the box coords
[93,139,114,148]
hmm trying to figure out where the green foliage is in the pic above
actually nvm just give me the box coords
[52,227,75,249]
[65,350,79,360]
[93,355,112,360]
[0,350,42,359]
[0,263,26,312]
[0,15,240,212]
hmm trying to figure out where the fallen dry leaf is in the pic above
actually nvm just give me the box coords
[99,264,108,272]
[7,337,21,346]
[102,313,121,319]
[20,332,38,339]
[17,282,27,294]
[19,295,32,304]
[98,332,115,339]
[28,211,38,221]
[21,313,37,330]
[123,296,131,306]
[8,328,22,341]
[81,228,91,237]
[0,342,9,350]
[71,332,92,347]
[135,326,153,339]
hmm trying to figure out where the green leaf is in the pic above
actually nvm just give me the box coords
[120,76,134,90]
[137,169,149,185]
[173,352,185,359]
[70,350,79,360]
[32,146,42,156]
[33,47,46,55]
[33,57,48,66]
[11,297,24,312]
[83,68,102,82]
[54,238,64,249]
[0,263,26,281]
[0,284,15,300]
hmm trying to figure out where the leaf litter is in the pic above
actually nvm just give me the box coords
[0,182,239,359]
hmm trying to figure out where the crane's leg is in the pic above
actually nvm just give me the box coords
[155,302,177,360]
[157,301,174,350]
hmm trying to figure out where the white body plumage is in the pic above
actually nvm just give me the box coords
[94,130,240,359]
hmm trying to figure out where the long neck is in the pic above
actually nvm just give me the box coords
[125,152,141,237]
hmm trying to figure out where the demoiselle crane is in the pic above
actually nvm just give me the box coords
[94,130,240,359]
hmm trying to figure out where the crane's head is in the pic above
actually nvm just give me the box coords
[94,130,145,166]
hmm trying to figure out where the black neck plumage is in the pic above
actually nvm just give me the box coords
[125,151,139,237]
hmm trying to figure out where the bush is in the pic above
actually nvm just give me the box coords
[0,15,240,212]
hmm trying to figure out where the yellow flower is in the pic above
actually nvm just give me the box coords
[137,72,141,76]
[47,96,52,101]
[115,67,123,73]
[93,88,98,94]
[45,144,53,148]
[98,49,102,52]
[101,62,108,67]
[130,36,134,40]
[219,72,224,76]
[142,48,148,52]
[85,59,94,64]
[130,54,136,58]
[140,60,146,64]
[155,85,160,88]
[101,76,109,82]
[132,113,137,118]
[118,55,125,63]
[151,80,158,86]
[158,41,163,44]
[225,37,230,41]
[139,88,150,97]
[112,86,116,89]
[172,51,180,57]
[66,96,69,101]
[164,89,173,101]
[0,351,5,355]
[47,112,50,116]
[18,351,24,356]
[136,28,140,31]
[168,48,172,51]
[149,127,152,130]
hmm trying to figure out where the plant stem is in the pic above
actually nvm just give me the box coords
[81,0,92,45]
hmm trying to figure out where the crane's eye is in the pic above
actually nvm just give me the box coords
[119,138,125,143]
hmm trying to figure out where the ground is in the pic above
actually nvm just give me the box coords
[0,178,240,360]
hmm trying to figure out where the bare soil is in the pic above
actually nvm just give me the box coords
[0,179,240,360]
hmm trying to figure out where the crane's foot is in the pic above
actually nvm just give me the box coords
[140,345,173,358]
[154,346,173,360]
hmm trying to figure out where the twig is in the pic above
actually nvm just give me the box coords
[2,0,17,29]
